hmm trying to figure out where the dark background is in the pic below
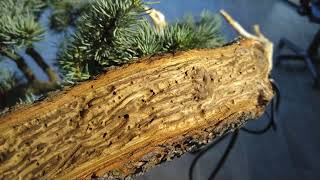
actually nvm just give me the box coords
[136,0,320,180]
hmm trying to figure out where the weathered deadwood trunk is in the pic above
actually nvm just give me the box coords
[0,39,273,180]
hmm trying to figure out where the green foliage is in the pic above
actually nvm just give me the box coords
[127,19,163,56]
[0,0,225,106]
[58,0,146,81]
[0,0,48,109]
[123,11,224,56]
[0,15,45,48]
[18,92,40,105]
[58,0,224,82]
[0,0,46,17]
[0,0,45,48]
[179,10,224,48]
[49,0,89,32]
[0,68,19,94]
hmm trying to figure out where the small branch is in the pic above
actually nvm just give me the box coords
[145,6,167,30]
[26,47,59,82]
[30,80,60,94]
[0,49,37,83]
[220,10,274,74]
[0,49,59,102]
[220,10,257,40]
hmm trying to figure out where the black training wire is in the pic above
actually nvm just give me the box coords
[208,130,239,180]
[270,78,281,113]
[241,79,280,134]
[241,100,275,134]
[188,79,281,180]
[189,133,230,180]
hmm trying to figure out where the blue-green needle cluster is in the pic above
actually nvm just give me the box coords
[0,0,46,49]
[58,0,224,82]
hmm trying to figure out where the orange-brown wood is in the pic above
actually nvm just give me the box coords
[0,39,273,179]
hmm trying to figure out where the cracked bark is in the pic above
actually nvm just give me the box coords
[0,39,273,180]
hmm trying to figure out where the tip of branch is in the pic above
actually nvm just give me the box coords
[219,9,231,24]
[253,24,267,40]
[145,6,167,30]
[219,9,256,40]
[219,9,273,74]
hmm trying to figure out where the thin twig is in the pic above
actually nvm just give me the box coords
[220,10,274,74]
[208,130,239,180]
[145,6,167,30]
[220,10,257,40]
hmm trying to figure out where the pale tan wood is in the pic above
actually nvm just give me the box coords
[0,39,273,179]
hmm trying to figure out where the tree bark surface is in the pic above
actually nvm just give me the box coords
[0,39,273,180]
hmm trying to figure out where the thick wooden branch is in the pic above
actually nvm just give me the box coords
[0,39,273,179]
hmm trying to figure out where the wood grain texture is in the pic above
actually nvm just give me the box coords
[0,39,273,180]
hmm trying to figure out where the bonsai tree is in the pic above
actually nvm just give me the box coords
[0,0,275,179]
